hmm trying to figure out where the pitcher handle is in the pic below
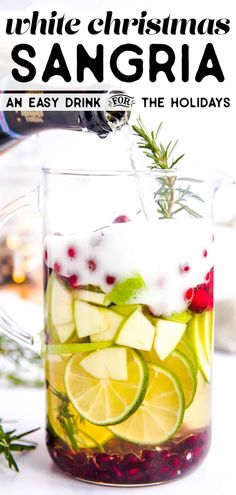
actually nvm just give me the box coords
[0,188,42,354]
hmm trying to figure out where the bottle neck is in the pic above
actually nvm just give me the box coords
[0,108,129,140]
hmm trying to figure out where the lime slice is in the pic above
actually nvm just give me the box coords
[46,341,113,355]
[106,275,145,305]
[187,311,213,383]
[163,350,197,408]
[46,355,112,449]
[64,347,148,426]
[109,363,184,445]
[176,338,198,374]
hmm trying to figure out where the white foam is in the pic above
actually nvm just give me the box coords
[45,219,213,316]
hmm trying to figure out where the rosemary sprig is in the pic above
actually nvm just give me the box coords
[0,421,39,472]
[132,116,202,219]
[48,384,104,453]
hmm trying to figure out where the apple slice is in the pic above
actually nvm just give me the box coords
[90,311,123,342]
[164,311,192,324]
[54,322,75,344]
[74,300,123,339]
[107,274,145,305]
[153,319,187,361]
[80,347,128,380]
[115,310,155,351]
[49,276,73,326]
[111,304,141,317]
[74,289,110,307]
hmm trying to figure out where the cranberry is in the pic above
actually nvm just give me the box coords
[105,275,116,285]
[185,288,194,302]
[203,249,208,258]
[189,287,209,313]
[113,215,130,223]
[179,264,190,274]
[53,262,61,274]
[87,259,97,272]
[67,247,76,259]
[68,274,79,288]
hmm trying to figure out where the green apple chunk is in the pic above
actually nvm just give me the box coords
[80,347,128,380]
[54,322,75,344]
[74,289,111,307]
[106,274,145,305]
[111,304,141,317]
[74,300,124,339]
[153,319,187,361]
[90,311,123,342]
[115,310,155,351]
[49,276,73,326]
[164,311,192,324]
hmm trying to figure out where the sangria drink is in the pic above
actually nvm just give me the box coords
[44,218,213,485]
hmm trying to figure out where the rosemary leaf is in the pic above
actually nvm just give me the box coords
[132,117,202,219]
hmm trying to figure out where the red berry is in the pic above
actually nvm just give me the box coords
[106,275,116,285]
[185,288,194,301]
[44,249,48,262]
[189,287,209,313]
[203,249,208,258]
[88,259,97,272]
[113,215,130,223]
[53,262,61,273]
[68,274,79,288]
[179,264,190,274]
[67,247,76,259]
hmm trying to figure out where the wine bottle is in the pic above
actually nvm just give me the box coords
[0,90,131,153]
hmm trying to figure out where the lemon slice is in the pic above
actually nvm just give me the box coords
[46,355,112,449]
[176,337,198,374]
[187,311,213,382]
[64,347,148,426]
[163,350,197,408]
[109,363,184,445]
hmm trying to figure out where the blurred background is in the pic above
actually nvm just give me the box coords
[0,0,235,388]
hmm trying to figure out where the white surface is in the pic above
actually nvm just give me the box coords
[0,352,235,495]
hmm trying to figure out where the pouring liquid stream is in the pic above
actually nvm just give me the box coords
[122,125,157,221]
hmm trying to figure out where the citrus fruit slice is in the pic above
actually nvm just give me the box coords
[109,363,184,445]
[163,350,197,408]
[46,355,112,449]
[187,311,213,382]
[64,347,148,426]
[176,337,198,374]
